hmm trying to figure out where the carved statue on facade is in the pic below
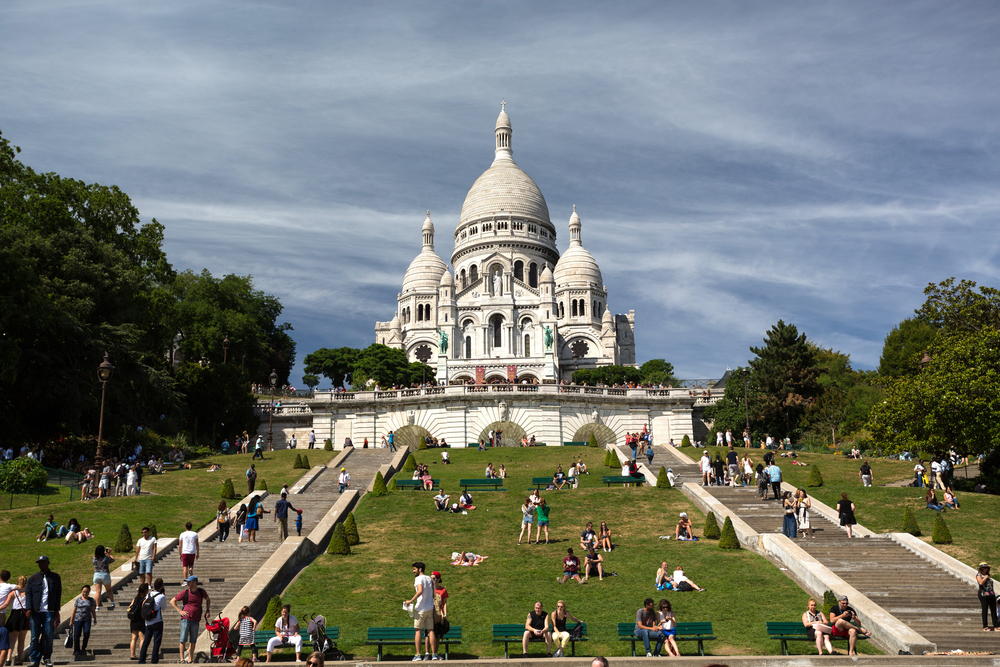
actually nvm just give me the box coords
[492,271,502,297]
[544,325,553,351]
[438,328,448,354]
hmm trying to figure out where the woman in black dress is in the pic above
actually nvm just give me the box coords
[128,583,148,659]
[837,492,856,539]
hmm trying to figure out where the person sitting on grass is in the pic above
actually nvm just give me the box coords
[553,466,567,490]
[522,601,553,657]
[943,488,960,509]
[459,490,474,509]
[580,522,597,550]
[36,515,59,542]
[670,566,705,592]
[557,548,585,585]
[925,488,946,511]
[433,490,450,512]
[583,548,604,582]
[675,513,697,541]
[655,562,673,590]
[576,457,588,475]
[829,595,871,656]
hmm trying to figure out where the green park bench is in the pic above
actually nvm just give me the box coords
[602,475,645,487]
[492,623,586,658]
[563,441,588,446]
[254,627,338,655]
[529,476,577,490]
[459,478,505,491]
[395,479,440,490]
[766,621,868,655]
[366,625,462,661]
[617,621,716,656]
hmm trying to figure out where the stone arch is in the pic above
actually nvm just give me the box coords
[572,423,617,447]
[392,424,433,451]
[470,264,479,284]
[514,260,524,282]
[528,262,538,288]
[516,373,538,384]
[451,375,474,385]
[476,420,526,447]
[485,374,508,383]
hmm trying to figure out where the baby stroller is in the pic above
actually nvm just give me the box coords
[205,614,237,662]
[307,614,344,660]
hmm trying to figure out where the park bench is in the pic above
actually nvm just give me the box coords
[459,478,505,491]
[395,479,440,490]
[492,623,586,658]
[529,476,576,490]
[766,621,868,655]
[254,627,338,656]
[563,441,588,446]
[602,475,644,487]
[617,621,716,656]
[366,625,462,661]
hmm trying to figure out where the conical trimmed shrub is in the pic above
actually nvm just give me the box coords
[302,455,311,469]
[262,595,283,630]
[681,434,691,447]
[370,471,388,497]
[388,477,398,491]
[114,524,134,553]
[403,453,417,472]
[703,512,721,539]
[718,516,740,549]
[932,514,953,544]
[608,452,621,469]
[822,590,837,616]
[602,449,611,467]
[259,479,268,491]
[902,507,921,536]
[220,478,236,500]
[656,466,670,488]
[589,434,599,448]
[149,524,158,539]
[327,522,351,554]
[807,466,824,487]
[344,511,360,545]
[418,438,428,450]
[293,454,304,469]
[324,438,333,451]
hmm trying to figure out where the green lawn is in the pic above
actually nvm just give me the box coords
[697,445,998,568]
[0,449,324,603]
[282,447,879,658]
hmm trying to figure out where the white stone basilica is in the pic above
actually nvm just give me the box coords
[375,104,636,384]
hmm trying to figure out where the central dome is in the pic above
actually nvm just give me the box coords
[459,160,550,226]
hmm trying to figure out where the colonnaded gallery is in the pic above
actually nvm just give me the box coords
[375,103,636,385]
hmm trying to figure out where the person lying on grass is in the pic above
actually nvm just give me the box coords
[670,566,705,592]
[451,552,486,566]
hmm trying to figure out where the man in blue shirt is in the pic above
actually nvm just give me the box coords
[388,431,396,452]
[767,463,782,501]
[273,493,301,541]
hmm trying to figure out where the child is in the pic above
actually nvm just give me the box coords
[236,605,258,661]
[295,510,303,537]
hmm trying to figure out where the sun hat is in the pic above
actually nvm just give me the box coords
[679,512,687,518]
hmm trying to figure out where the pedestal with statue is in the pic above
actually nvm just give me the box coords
[436,329,450,385]
[542,324,557,381]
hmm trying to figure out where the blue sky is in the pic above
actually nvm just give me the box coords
[3,1,999,386]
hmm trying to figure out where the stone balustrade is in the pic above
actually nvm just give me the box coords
[311,384,718,404]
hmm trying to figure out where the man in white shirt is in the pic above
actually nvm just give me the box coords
[133,526,158,585]
[700,451,712,486]
[405,562,439,661]
[666,469,677,488]
[338,467,351,494]
[178,522,199,580]
[308,430,316,449]
[715,431,723,446]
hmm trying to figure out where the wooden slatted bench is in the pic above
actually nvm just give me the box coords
[491,623,560,658]
[617,621,716,656]
[766,620,868,655]
[563,441,589,446]
[395,479,440,490]
[459,478,505,491]
[254,627,338,656]
[602,475,645,487]
[366,625,462,661]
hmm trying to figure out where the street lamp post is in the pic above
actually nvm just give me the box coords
[96,353,114,470]
[267,369,278,452]
[223,336,229,364]
[740,367,751,443]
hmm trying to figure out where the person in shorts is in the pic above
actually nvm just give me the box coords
[178,522,199,580]
[829,595,871,655]
[557,548,584,585]
[404,562,438,661]
[133,527,157,585]
[169,576,210,664]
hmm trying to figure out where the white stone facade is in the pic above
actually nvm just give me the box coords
[375,104,636,384]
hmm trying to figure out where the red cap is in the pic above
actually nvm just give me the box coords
[431,571,441,577]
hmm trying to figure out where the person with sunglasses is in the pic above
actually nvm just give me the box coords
[549,600,582,658]
[304,652,325,667]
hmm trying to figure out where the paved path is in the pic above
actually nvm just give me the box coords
[656,446,995,653]
[46,447,394,664]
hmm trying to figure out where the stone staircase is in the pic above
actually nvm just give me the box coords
[692,456,996,653]
[47,447,395,664]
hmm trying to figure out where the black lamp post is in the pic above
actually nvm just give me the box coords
[96,353,114,470]
[223,336,229,364]
[267,369,278,451]
[740,367,751,443]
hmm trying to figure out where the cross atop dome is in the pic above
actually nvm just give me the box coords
[501,99,505,112]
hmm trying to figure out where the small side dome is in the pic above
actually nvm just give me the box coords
[439,269,454,287]
[422,210,434,233]
[403,212,447,292]
[390,313,401,330]
[554,206,603,288]
[496,100,511,130]
[540,262,554,283]
[602,308,613,324]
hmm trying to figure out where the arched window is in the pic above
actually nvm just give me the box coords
[524,334,531,357]
[597,302,603,317]
[460,269,467,289]
[580,301,586,317]
[528,263,538,288]
[470,265,478,284]
[490,314,504,349]
[514,260,524,282]
[417,306,423,322]
[465,336,471,359]
[572,300,578,317]
[559,302,565,319]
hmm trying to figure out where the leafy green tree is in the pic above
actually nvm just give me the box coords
[681,435,691,447]
[639,359,680,386]
[573,365,642,386]
[303,347,359,389]
[403,453,416,472]
[302,374,320,390]
[916,277,1000,333]
[0,458,47,493]
[293,454,304,469]
[807,466,824,487]
[656,466,669,488]
[262,595,283,629]
[301,455,310,469]
[750,321,820,439]
[324,439,333,451]
[878,318,938,378]
[588,434,599,448]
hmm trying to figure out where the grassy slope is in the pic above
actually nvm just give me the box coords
[0,450,319,603]
[698,445,998,568]
[283,447,878,658]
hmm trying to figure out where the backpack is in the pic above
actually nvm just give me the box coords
[141,594,159,621]
[127,595,142,620]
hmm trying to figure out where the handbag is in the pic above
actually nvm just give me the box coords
[64,626,74,649]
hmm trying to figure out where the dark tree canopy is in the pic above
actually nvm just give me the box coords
[748,320,821,438]
[878,318,938,378]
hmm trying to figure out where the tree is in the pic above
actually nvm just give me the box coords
[901,507,921,536]
[932,514,953,544]
[878,318,938,378]
[370,471,388,497]
[916,278,1000,334]
[349,344,426,389]
[0,458,47,493]
[703,512,721,539]
[573,365,641,386]
[301,455,310,469]
[403,453,416,472]
[656,466,669,488]
[681,435,691,447]
[259,479,268,491]
[302,374,320,390]
[749,321,821,439]
[807,466,824,488]
[639,359,680,386]
[588,434,599,448]
[114,524,134,553]
[303,347,359,389]
[220,478,236,500]
[293,454,304,469]
[344,512,360,545]
[324,438,333,451]
[718,516,740,549]
[868,327,1000,458]
[262,595,283,629]
[327,522,351,554]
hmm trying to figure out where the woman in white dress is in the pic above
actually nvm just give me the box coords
[796,488,815,539]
